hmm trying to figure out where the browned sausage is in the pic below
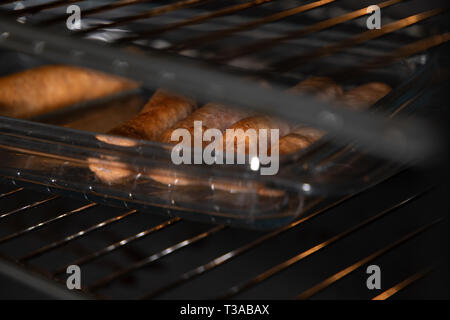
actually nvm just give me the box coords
[274,126,324,156]
[149,106,284,197]
[91,100,249,185]
[89,90,195,184]
[222,115,291,155]
[0,65,138,119]
[340,82,392,110]
[276,81,391,156]
[233,77,341,156]
[158,102,250,144]
[288,76,344,102]
[109,89,196,140]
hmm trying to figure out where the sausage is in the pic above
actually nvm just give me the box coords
[158,102,250,144]
[272,126,324,155]
[288,76,344,102]
[223,115,291,155]
[91,79,391,196]
[0,65,138,119]
[150,106,284,197]
[89,89,195,184]
[235,77,341,156]
[276,81,391,156]
[109,89,196,140]
[91,101,249,185]
[340,82,392,110]
[278,78,391,155]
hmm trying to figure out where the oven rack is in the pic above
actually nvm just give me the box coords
[0,168,446,299]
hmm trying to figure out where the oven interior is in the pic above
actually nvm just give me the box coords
[0,0,449,299]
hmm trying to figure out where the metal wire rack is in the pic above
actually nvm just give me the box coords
[0,168,446,299]
[3,0,447,72]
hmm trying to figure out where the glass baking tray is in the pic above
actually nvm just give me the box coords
[0,43,437,230]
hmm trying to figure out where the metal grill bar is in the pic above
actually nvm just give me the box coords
[218,188,431,299]
[88,224,226,291]
[371,267,433,300]
[118,0,275,43]
[0,195,59,220]
[142,169,408,299]
[147,0,336,49]
[52,216,182,276]
[19,209,138,262]
[0,187,24,199]
[296,226,439,300]
[141,196,353,299]
[331,32,450,82]
[215,0,409,62]
[272,7,450,72]
[374,32,450,69]
[77,0,214,35]
[0,202,98,245]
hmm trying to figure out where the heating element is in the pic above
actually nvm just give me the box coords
[0,0,449,299]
